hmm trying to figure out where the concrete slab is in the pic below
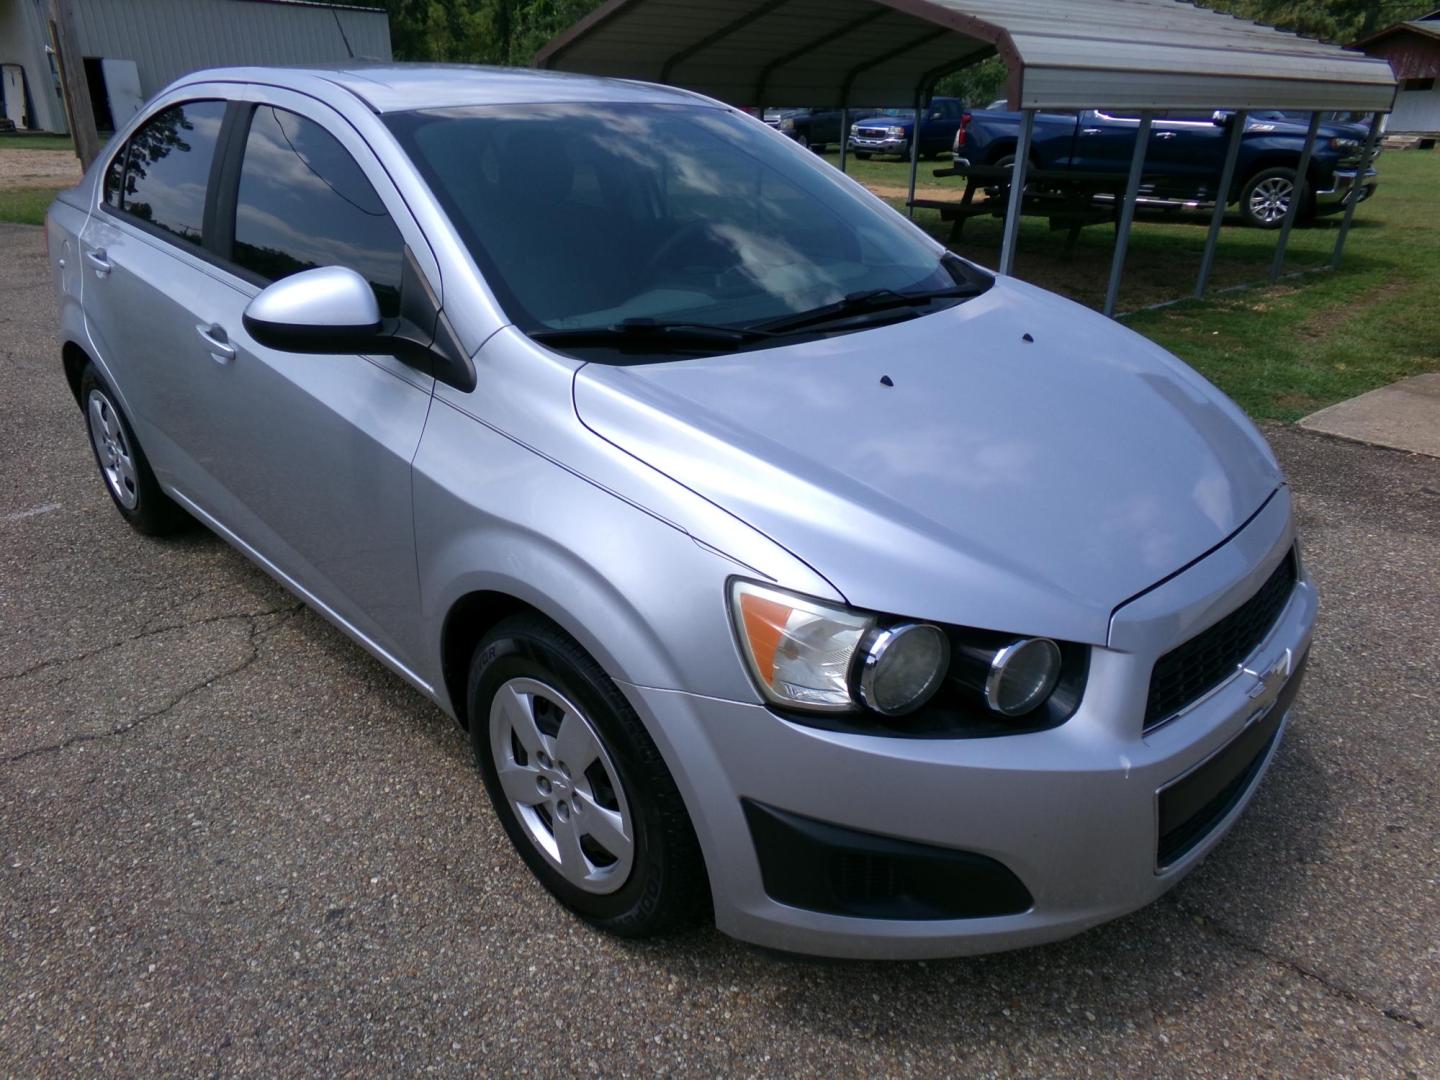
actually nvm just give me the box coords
[1299,374,1440,458]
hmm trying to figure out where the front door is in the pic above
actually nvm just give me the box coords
[183,93,438,673]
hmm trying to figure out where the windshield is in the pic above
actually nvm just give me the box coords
[386,102,981,343]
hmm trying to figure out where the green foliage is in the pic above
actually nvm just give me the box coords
[352,1,1437,69]
[1195,0,1437,43]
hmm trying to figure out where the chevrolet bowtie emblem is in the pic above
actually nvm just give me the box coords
[1243,647,1293,706]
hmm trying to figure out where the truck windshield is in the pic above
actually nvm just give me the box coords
[386,102,985,342]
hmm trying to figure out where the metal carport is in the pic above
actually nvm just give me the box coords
[537,0,1398,315]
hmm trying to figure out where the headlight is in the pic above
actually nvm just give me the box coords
[780,118,796,132]
[858,623,950,716]
[987,639,1062,716]
[729,581,1076,726]
[730,581,873,712]
[887,126,906,138]
[1330,137,1360,151]
[953,637,1062,717]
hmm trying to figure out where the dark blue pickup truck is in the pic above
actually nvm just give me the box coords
[848,98,968,161]
[953,108,1378,228]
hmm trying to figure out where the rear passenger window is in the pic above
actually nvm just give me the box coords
[113,100,226,244]
[233,105,404,317]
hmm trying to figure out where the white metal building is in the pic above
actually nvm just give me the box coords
[0,0,391,134]
[1358,10,1440,137]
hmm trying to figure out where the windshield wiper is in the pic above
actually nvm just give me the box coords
[751,285,983,336]
[530,318,775,352]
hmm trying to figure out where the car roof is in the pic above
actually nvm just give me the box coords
[174,63,718,114]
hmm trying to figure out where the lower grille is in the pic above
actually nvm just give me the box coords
[1145,550,1297,731]
[1157,650,1307,868]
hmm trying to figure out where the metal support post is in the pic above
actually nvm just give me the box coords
[998,108,1036,276]
[1195,110,1248,298]
[1104,110,1154,318]
[1270,111,1321,282]
[1330,111,1385,270]
[907,104,922,217]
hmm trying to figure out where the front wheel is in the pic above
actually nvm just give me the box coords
[468,614,707,937]
[854,151,872,160]
[1239,167,1312,229]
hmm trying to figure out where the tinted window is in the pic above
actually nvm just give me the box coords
[233,106,404,316]
[116,100,226,244]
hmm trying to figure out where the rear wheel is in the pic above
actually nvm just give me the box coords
[468,613,707,937]
[79,365,188,536]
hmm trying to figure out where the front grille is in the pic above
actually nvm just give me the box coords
[1144,550,1298,731]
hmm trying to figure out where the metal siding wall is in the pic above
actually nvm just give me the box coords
[0,0,68,131]
[69,0,391,100]
[1389,83,1440,133]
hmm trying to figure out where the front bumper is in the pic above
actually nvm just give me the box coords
[1315,165,1379,211]
[623,490,1317,959]
[849,133,908,154]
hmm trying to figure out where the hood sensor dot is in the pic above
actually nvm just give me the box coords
[879,375,894,387]
[1022,333,1035,343]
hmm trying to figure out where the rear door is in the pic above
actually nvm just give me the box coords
[1148,111,1231,198]
[79,97,234,505]
[180,89,438,672]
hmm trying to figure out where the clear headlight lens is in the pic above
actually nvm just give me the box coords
[859,623,951,716]
[780,118,796,131]
[730,582,872,712]
[887,126,906,137]
[985,638,1062,717]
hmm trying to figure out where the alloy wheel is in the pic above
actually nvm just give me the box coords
[489,677,634,894]
[86,389,139,509]
[1249,176,1294,225]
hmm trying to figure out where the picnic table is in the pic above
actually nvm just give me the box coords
[910,163,1153,252]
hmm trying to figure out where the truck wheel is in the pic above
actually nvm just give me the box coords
[468,613,708,937]
[985,154,1019,199]
[796,133,811,151]
[1239,167,1311,229]
[854,151,872,160]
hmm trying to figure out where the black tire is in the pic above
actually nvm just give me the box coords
[796,133,811,151]
[854,151,872,160]
[1238,166,1313,230]
[78,364,189,536]
[984,154,1018,200]
[468,613,707,937]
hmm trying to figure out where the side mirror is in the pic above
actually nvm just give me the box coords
[242,266,383,354]
[1212,110,1234,127]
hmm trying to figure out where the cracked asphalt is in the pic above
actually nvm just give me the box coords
[2,221,1437,1076]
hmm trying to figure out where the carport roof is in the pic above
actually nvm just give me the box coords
[536,0,1398,113]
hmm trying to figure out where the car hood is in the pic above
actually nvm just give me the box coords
[572,278,1282,646]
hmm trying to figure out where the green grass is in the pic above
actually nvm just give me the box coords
[0,186,61,226]
[0,133,75,151]
[823,147,1440,420]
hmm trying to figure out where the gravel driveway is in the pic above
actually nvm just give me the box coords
[0,150,82,190]
[1,222,1436,1076]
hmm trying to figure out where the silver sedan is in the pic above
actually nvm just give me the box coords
[47,64,1316,959]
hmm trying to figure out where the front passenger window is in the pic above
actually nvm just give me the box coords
[232,105,404,317]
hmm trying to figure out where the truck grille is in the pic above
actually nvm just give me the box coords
[1144,551,1298,731]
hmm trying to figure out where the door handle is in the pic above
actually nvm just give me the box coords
[196,323,237,364]
[1155,131,1178,140]
[1081,128,1103,135]
[85,249,112,276]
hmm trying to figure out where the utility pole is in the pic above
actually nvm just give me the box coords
[47,0,100,169]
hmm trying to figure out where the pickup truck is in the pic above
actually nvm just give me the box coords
[763,107,880,151]
[952,108,1378,228]
[848,98,967,161]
